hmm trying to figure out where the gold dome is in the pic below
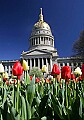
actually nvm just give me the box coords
[33,8,51,30]
[34,21,50,30]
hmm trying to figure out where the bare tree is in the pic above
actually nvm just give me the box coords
[73,30,84,57]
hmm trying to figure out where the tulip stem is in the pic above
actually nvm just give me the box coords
[66,83,68,108]
[16,77,19,112]
[14,82,15,108]
[55,78,57,96]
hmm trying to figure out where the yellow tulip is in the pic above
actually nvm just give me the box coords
[3,72,9,78]
[22,60,29,71]
[41,65,48,73]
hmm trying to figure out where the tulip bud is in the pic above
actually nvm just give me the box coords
[51,64,60,78]
[22,60,29,71]
[12,61,24,76]
[61,66,71,80]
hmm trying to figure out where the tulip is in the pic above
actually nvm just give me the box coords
[45,78,51,83]
[41,65,48,73]
[3,78,7,82]
[81,64,84,79]
[18,76,21,80]
[6,80,9,86]
[41,78,45,83]
[51,64,60,77]
[35,77,40,82]
[61,66,71,80]
[30,76,33,80]
[3,72,9,82]
[71,73,75,80]
[74,67,82,77]
[12,61,24,77]
[3,72,9,79]
[0,63,4,73]
[22,59,29,71]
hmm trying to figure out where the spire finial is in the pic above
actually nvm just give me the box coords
[40,8,42,15]
[39,8,43,21]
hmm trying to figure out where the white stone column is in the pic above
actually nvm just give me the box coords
[34,58,35,67]
[46,58,48,66]
[42,58,44,67]
[5,66,7,72]
[71,62,74,72]
[8,66,11,76]
[37,37,39,44]
[63,63,65,66]
[67,63,69,66]
[40,37,41,44]
[46,58,48,73]
[30,59,32,70]
[38,58,40,68]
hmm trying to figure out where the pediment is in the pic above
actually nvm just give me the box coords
[22,49,52,56]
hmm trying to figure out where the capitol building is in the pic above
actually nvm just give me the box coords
[1,8,83,76]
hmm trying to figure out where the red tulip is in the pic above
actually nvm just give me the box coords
[18,76,21,80]
[12,61,23,77]
[61,66,71,80]
[45,78,51,83]
[6,80,9,86]
[30,76,33,80]
[51,64,60,77]
[35,78,40,82]
[81,64,84,79]
[3,78,7,82]
[71,73,75,80]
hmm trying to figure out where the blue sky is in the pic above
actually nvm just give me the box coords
[0,0,84,60]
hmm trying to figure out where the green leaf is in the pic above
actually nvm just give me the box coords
[26,99,31,119]
[51,94,64,120]
[38,95,48,117]
[1,100,8,120]
[26,76,35,105]
[9,106,21,120]
[21,95,27,120]
[70,96,81,120]
[79,97,82,118]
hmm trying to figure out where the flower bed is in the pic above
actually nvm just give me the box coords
[0,60,84,120]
